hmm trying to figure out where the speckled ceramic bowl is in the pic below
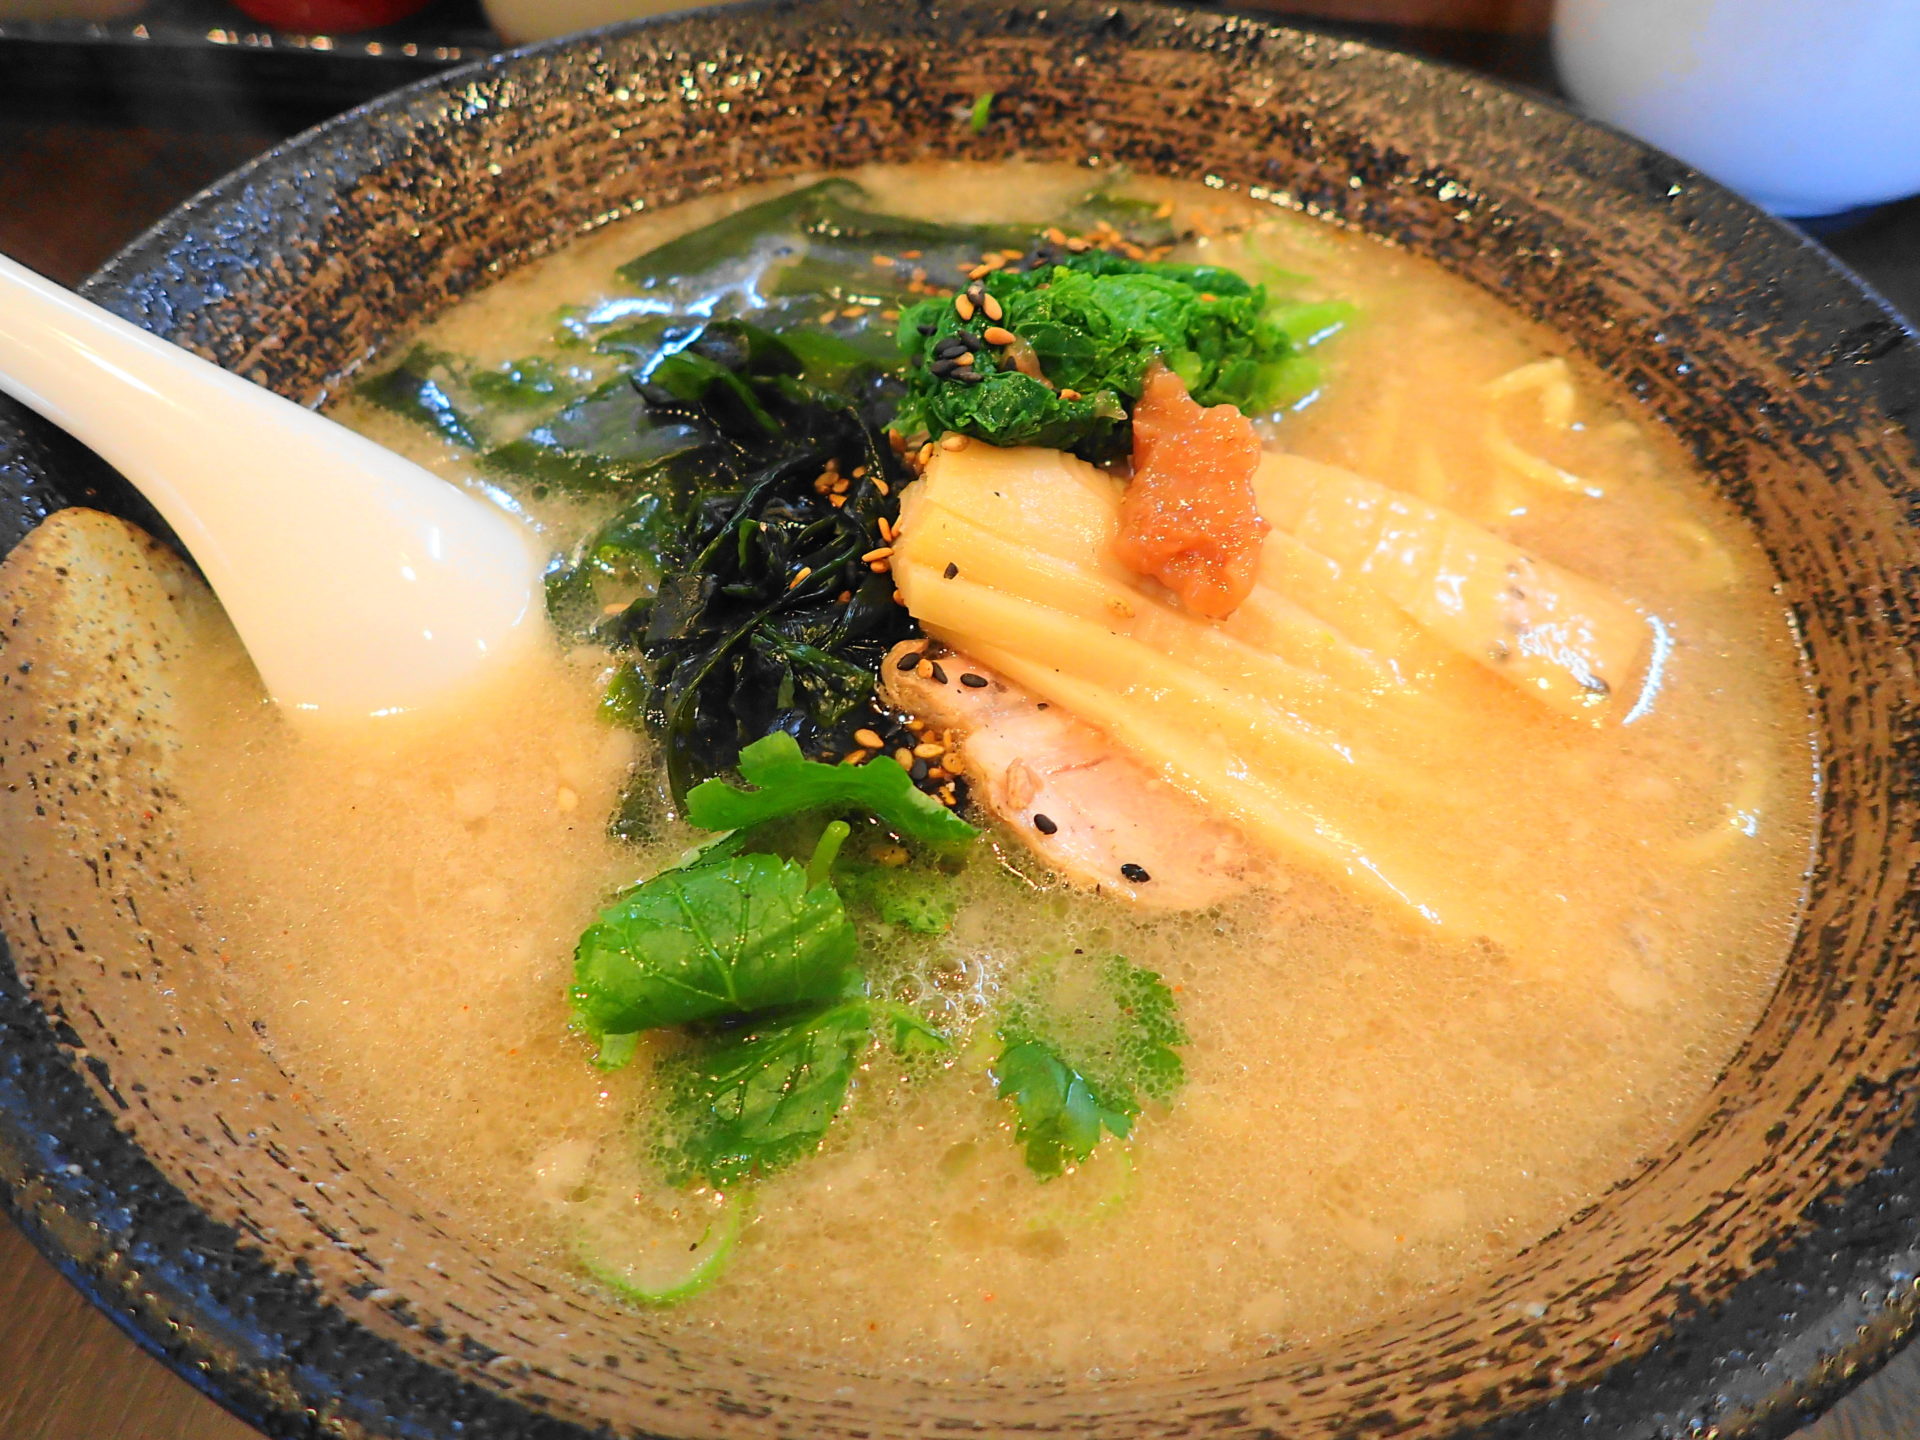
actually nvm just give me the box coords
[2,2,1918,1437]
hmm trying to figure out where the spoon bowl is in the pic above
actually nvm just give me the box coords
[0,252,542,718]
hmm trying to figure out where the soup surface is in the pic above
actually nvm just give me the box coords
[38,164,1823,1377]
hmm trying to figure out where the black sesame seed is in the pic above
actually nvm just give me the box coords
[917,322,937,336]
[1033,813,1058,834]
[896,649,924,672]
[960,672,988,688]
[1120,862,1151,883]
[953,369,985,385]
[929,662,948,685]
[910,758,930,782]
[943,562,959,579]
[1035,702,1049,710]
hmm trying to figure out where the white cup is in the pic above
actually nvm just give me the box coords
[1552,0,1920,218]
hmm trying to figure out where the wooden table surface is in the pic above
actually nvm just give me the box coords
[2,14,1919,1439]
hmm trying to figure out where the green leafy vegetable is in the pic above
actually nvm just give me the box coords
[1062,189,1183,249]
[618,179,864,290]
[572,1184,747,1305]
[620,177,1033,304]
[570,852,860,1041]
[544,490,678,640]
[968,90,995,133]
[483,377,704,500]
[881,1003,950,1058]
[467,355,581,410]
[590,313,700,362]
[993,955,1188,1178]
[592,1030,641,1072]
[575,322,919,804]
[837,856,963,935]
[354,347,603,451]
[656,999,874,1188]
[995,1038,1138,1181]
[352,338,718,502]
[895,250,1350,461]
[684,733,978,850]
[660,997,950,1188]
[355,345,486,449]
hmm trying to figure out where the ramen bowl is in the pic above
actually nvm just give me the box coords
[1,2,1917,1436]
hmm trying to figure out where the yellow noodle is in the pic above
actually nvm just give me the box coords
[1484,357,1577,431]
[1481,356,1598,498]
[1482,412,1599,497]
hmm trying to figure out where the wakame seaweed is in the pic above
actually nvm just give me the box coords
[547,320,919,810]
[617,177,1039,298]
[355,345,489,450]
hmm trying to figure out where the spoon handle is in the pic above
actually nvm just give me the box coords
[0,252,539,717]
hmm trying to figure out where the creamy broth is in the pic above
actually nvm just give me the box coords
[147,162,1815,1377]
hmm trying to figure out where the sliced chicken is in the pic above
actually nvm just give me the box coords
[881,641,1260,910]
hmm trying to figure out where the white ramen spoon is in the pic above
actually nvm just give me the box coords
[0,252,542,720]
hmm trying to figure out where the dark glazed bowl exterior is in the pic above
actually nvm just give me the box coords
[2,2,1919,1437]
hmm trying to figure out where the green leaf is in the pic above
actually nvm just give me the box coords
[995,1038,1136,1180]
[467,355,581,410]
[1101,956,1188,1104]
[894,249,1344,461]
[573,1184,747,1305]
[684,732,979,849]
[481,377,704,499]
[968,90,995,133]
[354,345,484,449]
[658,999,876,1187]
[1267,298,1355,349]
[618,178,867,289]
[1063,189,1182,248]
[645,347,785,440]
[993,955,1188,1179]
[570,852,860,1041]
[837,857,962,935]
[764,252,913,310]
[876,1000,951,1059]
[592,314,701,363]
[625,337,917,804]
[773,327,890,391]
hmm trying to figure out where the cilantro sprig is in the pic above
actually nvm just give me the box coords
[993,955,1188,1179]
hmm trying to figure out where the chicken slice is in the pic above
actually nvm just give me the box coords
[881,641,1260,910]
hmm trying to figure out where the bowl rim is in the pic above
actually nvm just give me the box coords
[2,2,1919,1438]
